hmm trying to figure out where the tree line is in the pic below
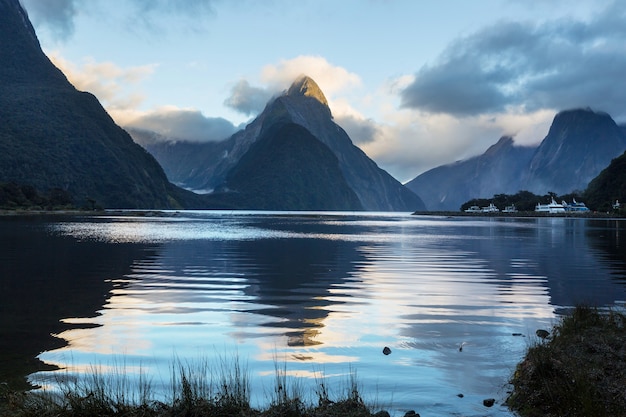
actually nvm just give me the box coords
[0,181,74,210]
[460,190,620,213]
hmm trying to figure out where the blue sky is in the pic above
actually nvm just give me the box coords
[20,0,626,182]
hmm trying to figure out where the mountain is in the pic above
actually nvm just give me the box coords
[212,119,363,210]
[0,0,199,209]
[132,75,425,211]
[406,136,535,211]
[128,128,225,192]
[407,108,626,211]
[584,150,626,211]
[522,108,626,195]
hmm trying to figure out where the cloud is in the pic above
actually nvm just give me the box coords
[400,2,626,120]
[223,55,362,118]
[21,0,77,40]
[223,80,274,116]
[260,55,362,97]
[125,0,216,34]
[123,107,236,142]
[21,0,216,40]
[358,108,554,184]
[50,52,234,142]
[335,114,380,145]
[49,53,155,112]
[354,76,557,182]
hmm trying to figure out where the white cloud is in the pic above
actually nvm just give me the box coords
[49,53,235,142]
[340,76,556,183]
[260,55,362,97]
[123,107,236,142]
[49,52,155,114]
[223,55,363,120]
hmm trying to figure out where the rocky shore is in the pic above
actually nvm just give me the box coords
[507,306,626,417]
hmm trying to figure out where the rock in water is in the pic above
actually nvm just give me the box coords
[483,398,496,407]
[536,329,550,340]
[382,346,392,355]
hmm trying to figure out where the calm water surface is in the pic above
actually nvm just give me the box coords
[2,211,626,416]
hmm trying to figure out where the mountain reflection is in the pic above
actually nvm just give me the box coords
[107,217,369,350]
[0,217,159,389]
[426,217,626,307]
[586,219,626,285]
[235,237,365,346]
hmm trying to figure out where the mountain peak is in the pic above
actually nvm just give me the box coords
[484,136,514,157]
[286,75,329,108]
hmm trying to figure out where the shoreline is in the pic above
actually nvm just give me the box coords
[0,208,623,219]
[411,210,623,218]
[507,306,626,416]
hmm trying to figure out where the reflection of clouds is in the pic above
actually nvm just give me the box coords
[49,314,154,355]
[254,340,359,365]
[32,213,626,415]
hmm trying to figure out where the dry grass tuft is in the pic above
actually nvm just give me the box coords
[507,305,626,417]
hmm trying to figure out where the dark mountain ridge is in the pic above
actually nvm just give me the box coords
[406,136,535,211]
[215,118,363,210]
[523,108,626,194]
[128,128,223,192]
[407,108,626,211]
[0,0,200,208]
[134,75,425,211]
[584,150,626,211]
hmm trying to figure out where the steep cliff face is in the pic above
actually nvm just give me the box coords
[0,0,195,208]
[0,0,67,86]
[159,75,425,211]
[406,136,535,211]
[522,108,626,194]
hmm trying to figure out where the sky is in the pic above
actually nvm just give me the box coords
[19,0,626,183]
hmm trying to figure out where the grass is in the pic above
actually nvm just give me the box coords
[506,305,626,417]
[0,356,385,417]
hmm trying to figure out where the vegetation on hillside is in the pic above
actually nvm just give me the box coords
[507,306,626,417]
[0,182,75,210]
[584,150,626,212]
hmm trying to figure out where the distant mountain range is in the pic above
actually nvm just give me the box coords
[133,76,425,211]
[406,108,626,211]
[405,136,535,212]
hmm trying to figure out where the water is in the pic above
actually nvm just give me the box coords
[1,211,625,416]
